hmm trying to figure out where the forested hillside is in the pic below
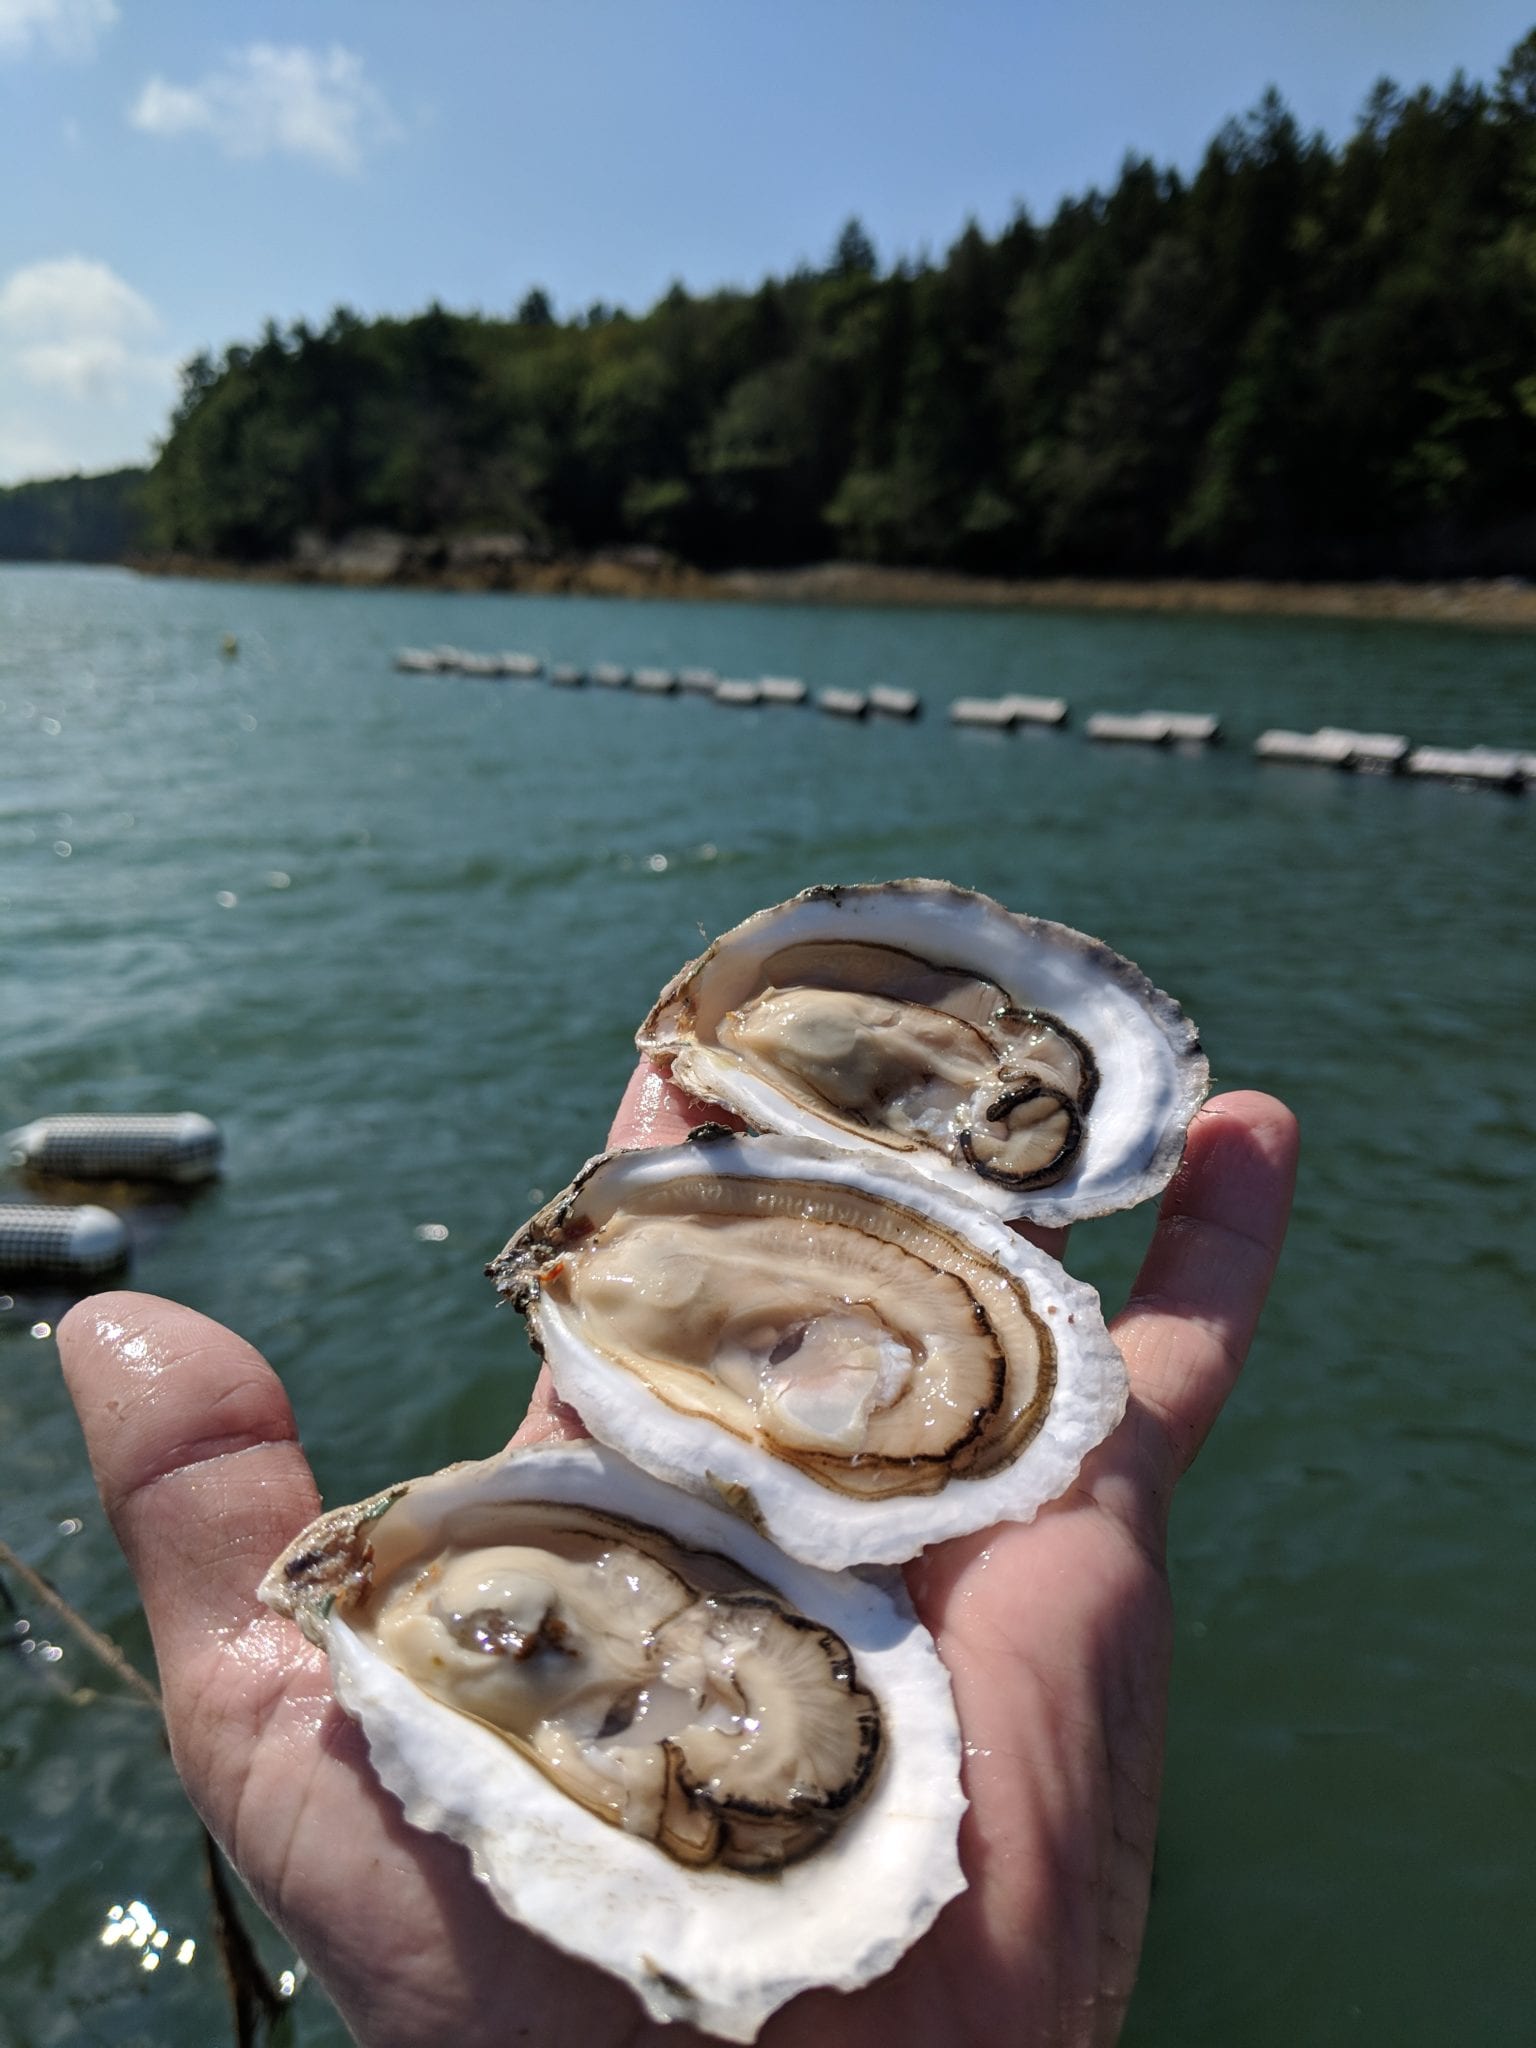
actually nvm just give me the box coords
[0,469,147,562]
[16,34,1536,581]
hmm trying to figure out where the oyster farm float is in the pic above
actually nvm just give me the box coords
[263,880,1209,2040]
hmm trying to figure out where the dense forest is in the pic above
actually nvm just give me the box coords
[8,32,1536,579]
[0,467,146,563]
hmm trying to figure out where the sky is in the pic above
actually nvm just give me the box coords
[2,0,1533,483]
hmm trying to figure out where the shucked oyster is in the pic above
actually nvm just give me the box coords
[338,1501,881,1875]
[261,1441,964,2041]
[491,1132,1128,1568]
[637,879,1208,1226]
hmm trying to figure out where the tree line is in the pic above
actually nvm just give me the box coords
[8,32,1536,579]
[0,468,146,563]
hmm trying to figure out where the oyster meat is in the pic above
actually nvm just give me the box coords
[261,1441,965,2042]
[491,1132,1128,1568]
[637,879,1208,1225]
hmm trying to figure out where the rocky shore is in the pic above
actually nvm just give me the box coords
[131,532,1536,632]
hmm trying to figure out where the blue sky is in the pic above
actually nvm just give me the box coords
[2,0,1532,482]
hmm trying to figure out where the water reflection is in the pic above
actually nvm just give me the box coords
[99,1899,197,1972]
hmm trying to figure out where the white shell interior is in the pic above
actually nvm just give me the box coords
[639,880,1208,1225]
[321,1441,966,2042]
[524,1135,1129,1568]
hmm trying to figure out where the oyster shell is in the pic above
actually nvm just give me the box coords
[490,1132,1128,1568]
[637,879,1208,1225]
[261,1441,965,2042]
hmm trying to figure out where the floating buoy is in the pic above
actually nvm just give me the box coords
[632,668,678,694]
[1254,728,1355,766]
[1000,694,1068,727]
[394,647,445,673]
[1406,745,1526,790]
[1314,727,1408,771]
[499,653,543,678]
[868,685,920,719]
[7,1112,223,1185]
[949,697,1014,728]
[590,664,630,688]
[677,667,719,694]
[1256,728,1410,770]
[758,676,808,706]
[456,652,503,677]
[713,679,762,706]
[1160,712,1221,745]
[220,633,239,659]
[817,688,868,719]
[0,1203,129,1282]
[548,664,586,687]
[1086,712,1173,745]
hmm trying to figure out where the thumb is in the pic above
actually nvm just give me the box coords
[57,1291,320,1687]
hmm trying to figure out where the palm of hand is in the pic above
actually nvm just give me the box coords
[60,1076,1294,2048]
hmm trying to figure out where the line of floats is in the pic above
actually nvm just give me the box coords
[394,646,918,719]
[395,646,1535,793]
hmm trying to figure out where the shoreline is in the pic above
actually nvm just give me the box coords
[126,551,1536,632]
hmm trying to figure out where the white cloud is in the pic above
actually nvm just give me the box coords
[0,0,116,62]
[0,255,157,344]
[0,257,176,481]
[18,335,153,397]
[128,43,399,174]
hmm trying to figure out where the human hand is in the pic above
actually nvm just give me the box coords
[59,1064,1296,2048]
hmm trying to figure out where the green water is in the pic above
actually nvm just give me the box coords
[1,566,1531,2045]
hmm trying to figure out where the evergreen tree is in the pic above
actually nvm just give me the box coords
[109,29,1536,579]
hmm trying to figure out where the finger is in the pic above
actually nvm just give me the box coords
[1013,1216,1069,1263]
[507,1375,588,1448]
[57,1291,319,1677]
[1112,1090,1298,1484]
[608,1055,744,1148]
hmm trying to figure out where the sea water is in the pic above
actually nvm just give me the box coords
[1,566,1531,2044]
